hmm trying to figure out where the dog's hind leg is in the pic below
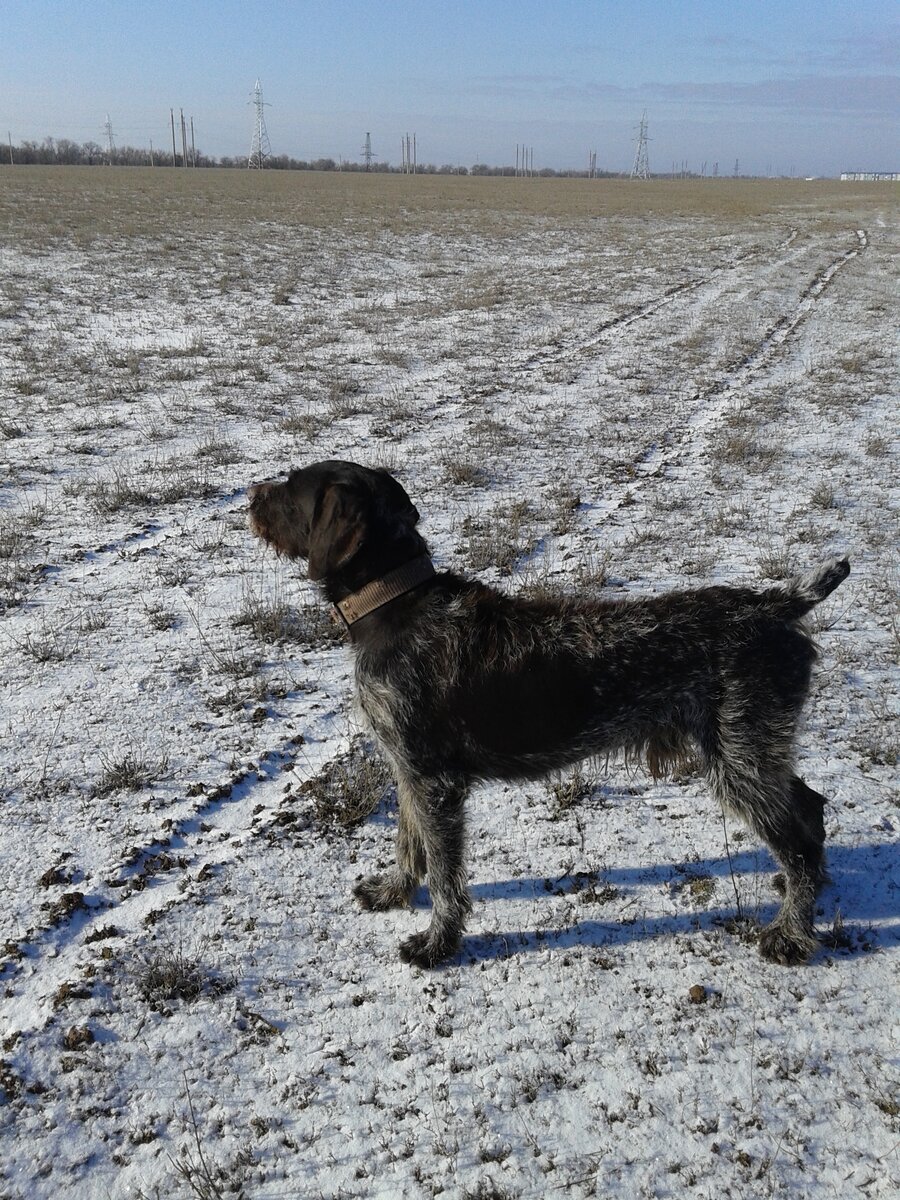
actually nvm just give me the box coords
[700,621,828,962]
[706,758,825,965]
[395,773,472,968]
[772,776,829,895]
[756,805,823,965]
[354,777,427,911]
[790,776,827,849]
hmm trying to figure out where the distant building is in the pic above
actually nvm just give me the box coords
[840,172,899,181]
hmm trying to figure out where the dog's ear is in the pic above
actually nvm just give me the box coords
[376,470,420,526]
[307,483,368,581]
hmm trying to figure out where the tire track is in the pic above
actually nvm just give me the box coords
[61,484,248,572]
[419,227,803,403]
[698,228,868,402]
[520,225,803,374]
[5,482,250,624]
[601,228,868,501]
[0,716,344,1038]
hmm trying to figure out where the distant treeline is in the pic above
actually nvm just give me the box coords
[2,137,631,177]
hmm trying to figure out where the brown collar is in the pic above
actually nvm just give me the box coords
[334,555,436,626]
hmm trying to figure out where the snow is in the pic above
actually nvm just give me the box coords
[0,171,897,1199]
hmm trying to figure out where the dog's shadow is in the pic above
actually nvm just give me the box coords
[429,842,899,963]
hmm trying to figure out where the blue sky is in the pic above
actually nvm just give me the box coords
[3,0,897,174]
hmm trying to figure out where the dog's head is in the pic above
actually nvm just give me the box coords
[247,460,423,584]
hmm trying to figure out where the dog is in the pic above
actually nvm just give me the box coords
[248,459,848,968]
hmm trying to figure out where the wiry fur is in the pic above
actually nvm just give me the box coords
[248,460,849,969]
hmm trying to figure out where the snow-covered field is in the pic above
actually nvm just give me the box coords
[0,168,897,1199]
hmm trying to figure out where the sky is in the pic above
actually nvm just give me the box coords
[2,0,897,176]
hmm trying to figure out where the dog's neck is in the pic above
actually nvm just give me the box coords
[331,554,436,627]
[315,524,434,632]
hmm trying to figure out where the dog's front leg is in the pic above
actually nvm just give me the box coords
[394,772,472,968]
[354,775,427,911]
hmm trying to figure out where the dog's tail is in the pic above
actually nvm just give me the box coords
[776,557,850,618]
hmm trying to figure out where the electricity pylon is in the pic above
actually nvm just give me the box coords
[103,114,116,160]
[630,110,650,180]
[248,79,272,169]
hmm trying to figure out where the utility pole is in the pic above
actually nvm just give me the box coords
[7,131,13,166]
[180,109,188,168]
[401,133,415,174]
[190,117,196,166]
[170,109,177,166]
[149,137,155,166]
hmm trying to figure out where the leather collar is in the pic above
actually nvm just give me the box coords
[334,555,436,626]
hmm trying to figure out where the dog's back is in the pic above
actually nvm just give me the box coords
[356,560,848,785]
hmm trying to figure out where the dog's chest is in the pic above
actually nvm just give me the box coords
[354,664,408,752]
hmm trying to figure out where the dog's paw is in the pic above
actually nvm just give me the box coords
[398,929,457,969]
[758,923,817,966]
[353,873,412,912]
